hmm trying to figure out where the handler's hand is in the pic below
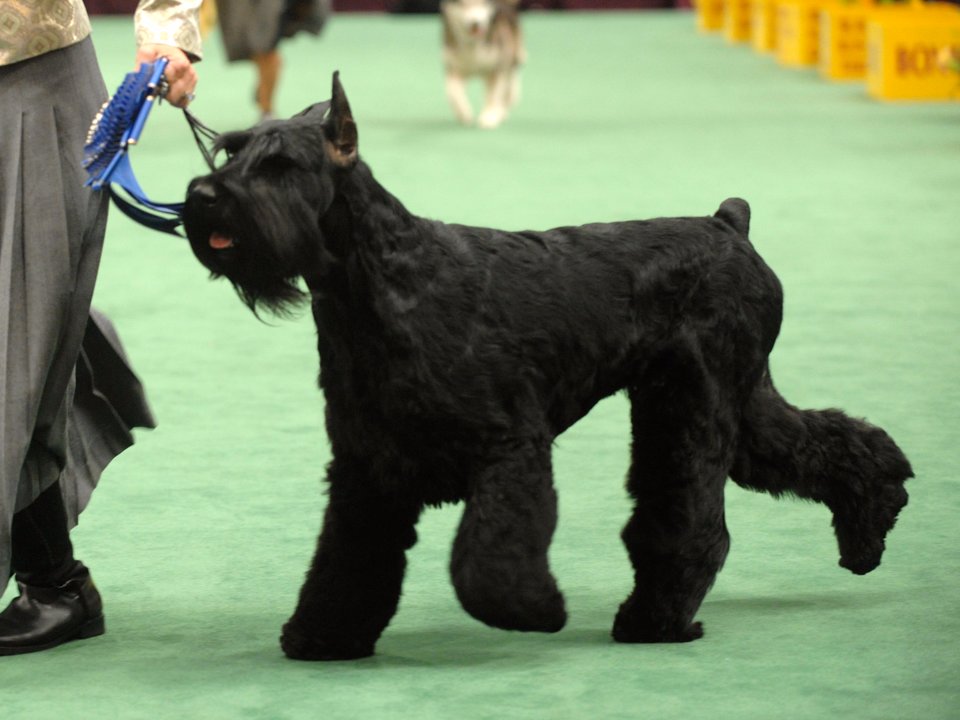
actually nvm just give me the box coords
[135,44,198,108]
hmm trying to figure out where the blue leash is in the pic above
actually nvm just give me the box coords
[83,58,217,236]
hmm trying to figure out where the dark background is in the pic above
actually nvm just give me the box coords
[84,1,693,14]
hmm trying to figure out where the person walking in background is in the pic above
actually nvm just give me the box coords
[211,0,329,121]
[0,0,201,655]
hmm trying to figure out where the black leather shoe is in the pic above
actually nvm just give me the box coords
[0,564,105,655]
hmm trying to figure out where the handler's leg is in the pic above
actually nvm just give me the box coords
[614,344,737,643]
[280,458,422,661]
[0,480,103,656]
[451,440,566,633]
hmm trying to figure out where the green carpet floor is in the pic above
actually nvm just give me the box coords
[2,10,958,719]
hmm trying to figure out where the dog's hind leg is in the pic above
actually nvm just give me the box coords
[450,439,567,633]
[613,340,737,643]
[729,368,913,575]
[280,459,422,661]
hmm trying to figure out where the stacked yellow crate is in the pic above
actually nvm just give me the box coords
[725,0,755,42]
[777,0,827,66]
[695,0,726,31]
[819,1,874,80]
[691,0,960,101]
[866,2,960,100]
[752,0,779,52]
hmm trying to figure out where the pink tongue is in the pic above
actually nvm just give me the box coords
[209,232,234,249]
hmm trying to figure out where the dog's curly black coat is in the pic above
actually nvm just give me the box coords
[182,73,913,661]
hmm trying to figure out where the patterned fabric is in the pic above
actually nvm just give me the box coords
[134,0,203,61]
[0,1,90,65]
[0,0,202,67]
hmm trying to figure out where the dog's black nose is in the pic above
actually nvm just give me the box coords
[189,179,218,206]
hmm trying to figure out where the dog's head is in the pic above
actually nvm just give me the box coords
[182,72,358,315]
[442,0,516,42]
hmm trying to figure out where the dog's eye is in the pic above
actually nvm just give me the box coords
[213,144,244,169]
[256,156,299,174]
[215,131,250,158]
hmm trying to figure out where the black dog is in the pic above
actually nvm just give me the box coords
[182,73,913,661]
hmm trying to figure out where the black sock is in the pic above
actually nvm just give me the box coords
[11,481,77,586]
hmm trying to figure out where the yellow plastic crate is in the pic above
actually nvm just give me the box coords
[696,0,726,31]
[867,4,960,100]
[777,0,826,67]
[725,0,754,42]
[752,0,779,52]
[819,2,872,80]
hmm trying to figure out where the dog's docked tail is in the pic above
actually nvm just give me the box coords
[730,369,913,575]
[714,198,751,237]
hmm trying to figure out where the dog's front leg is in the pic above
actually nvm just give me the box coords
[281,461,421,661]
[477,71,511,129]
[505,66,521,110]
[450,441,567,633]
[445,71,474,125]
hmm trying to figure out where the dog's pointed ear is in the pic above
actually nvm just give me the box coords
[295,100,331,119]
[323,71,358,169]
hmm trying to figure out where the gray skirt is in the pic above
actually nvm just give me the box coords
[217,0,329,62]
[0,38,155,593]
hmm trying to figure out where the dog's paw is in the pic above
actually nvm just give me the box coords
[477,108,505,129]
[834,483,909,575]
[611,598,704,644]
[280,623,374,661]
[821,419,913,575]
[463,588,568,633]
[612,615,704,644]
[454,568,567,633]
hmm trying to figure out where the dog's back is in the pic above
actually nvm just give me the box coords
[399,198,779,436]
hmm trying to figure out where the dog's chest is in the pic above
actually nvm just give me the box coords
[444,37,510,74]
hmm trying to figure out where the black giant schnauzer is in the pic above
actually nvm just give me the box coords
[182,73,913,661]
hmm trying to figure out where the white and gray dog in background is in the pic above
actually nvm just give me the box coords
[441,0,525,128]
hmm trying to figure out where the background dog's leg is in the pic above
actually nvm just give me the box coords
[280,461,422,661]
[729,369,912,575]
[506,67,521,110]
[445,72,474,125]
[613,343,736,644]
[450,440,567,633]
[477,72,511,129]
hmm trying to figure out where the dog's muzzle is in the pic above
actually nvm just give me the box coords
[186,179,236,250]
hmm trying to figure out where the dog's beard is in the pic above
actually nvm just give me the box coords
[184,178,322,317]
[225,254,307,318]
